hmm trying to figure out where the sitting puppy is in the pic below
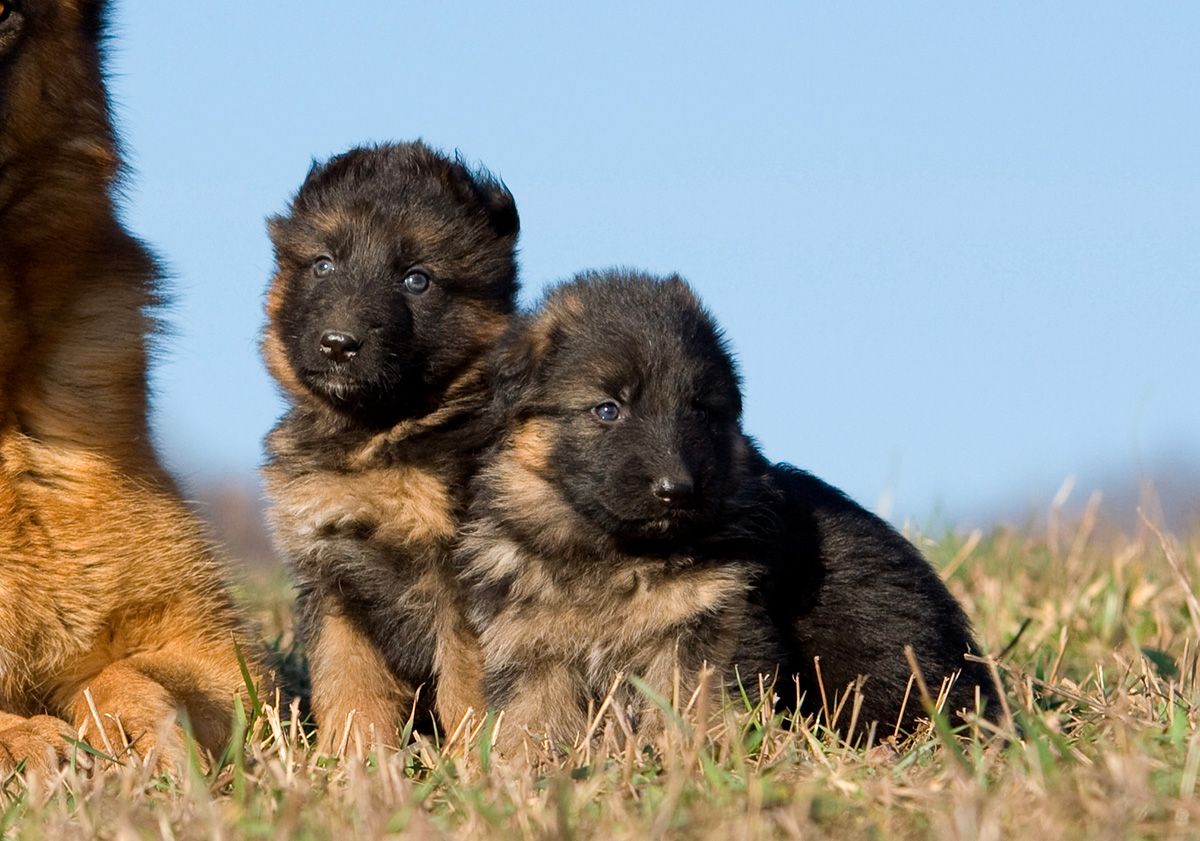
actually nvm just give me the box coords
[261,142,519,750]
[455,270,996,748]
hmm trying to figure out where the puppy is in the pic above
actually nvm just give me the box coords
[261,141,519,751]
[0,0,266,774]
[455,270,996,748]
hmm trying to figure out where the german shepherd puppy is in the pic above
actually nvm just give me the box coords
[455,271,996,748]
[0,0,266,774]
[261,141,519,751]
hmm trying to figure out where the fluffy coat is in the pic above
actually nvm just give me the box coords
[0,0,266,773]
[261,141,519,750]
[454,271,997,749]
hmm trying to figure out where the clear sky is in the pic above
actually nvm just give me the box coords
[105,1,1199,525]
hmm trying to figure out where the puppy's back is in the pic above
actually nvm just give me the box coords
[759,464,998,729]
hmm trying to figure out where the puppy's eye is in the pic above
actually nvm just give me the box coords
[0,2,12,23]
[312,257,336,278]
[403,270,431,294]
[593,401,622,423]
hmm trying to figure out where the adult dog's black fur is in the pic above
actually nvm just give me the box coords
[453,270,997,748]
[261,141,519,750]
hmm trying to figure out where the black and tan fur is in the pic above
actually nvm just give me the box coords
[261,141,519,751]
[455,271,997,749]
[0,0,266,774]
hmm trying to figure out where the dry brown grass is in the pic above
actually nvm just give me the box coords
[3,498,1198,840]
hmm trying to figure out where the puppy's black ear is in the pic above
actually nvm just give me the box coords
[266,215,292,261]
[447,152,520,239]
[486,316,542,421]
[266,214,286,242]
[487,289,583,419]
[81,0,110,39]
[473,176,520,239]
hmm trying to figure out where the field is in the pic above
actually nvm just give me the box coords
[2,497,1198,840]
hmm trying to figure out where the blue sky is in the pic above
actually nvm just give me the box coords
[106,2,1198,524]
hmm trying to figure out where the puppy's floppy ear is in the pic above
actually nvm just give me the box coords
[486,316,543,420]
[487,290,584,418]
[265,215,292,261]
[266,214,286,243]
[446,152,520,239]
[472,177,520,239]
[80,0,110,39]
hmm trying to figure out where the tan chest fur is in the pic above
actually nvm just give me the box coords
[0,432,237,711]
[475,537,751,678]
[265,463,457,556]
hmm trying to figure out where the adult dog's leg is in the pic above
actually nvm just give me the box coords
[68,643,255,771]
[0,711,79,776]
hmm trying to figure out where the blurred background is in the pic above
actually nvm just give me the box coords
[104,2,1198,561]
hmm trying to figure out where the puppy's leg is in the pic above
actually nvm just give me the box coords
[0,711,81,776]
[628,647,684,739]
[433,614,486,734]
[488,661,587,755]
[309,612,410,755]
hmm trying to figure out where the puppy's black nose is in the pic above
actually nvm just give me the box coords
[319,331,361,362]
[652,476,696,508]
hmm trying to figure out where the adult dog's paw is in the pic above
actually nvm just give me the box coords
[0,715,86,777]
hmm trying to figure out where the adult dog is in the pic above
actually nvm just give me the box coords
[0,0,264,773]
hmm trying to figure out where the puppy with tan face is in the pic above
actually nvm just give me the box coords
[455,270,996,749]
[262,141,519,751]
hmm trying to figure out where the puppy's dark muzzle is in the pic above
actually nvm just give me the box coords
[652,476,697,510]
[319,331,362,363]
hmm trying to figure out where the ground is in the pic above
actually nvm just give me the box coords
[2,498,1197,840]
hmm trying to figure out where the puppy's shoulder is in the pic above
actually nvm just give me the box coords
[766,462,923,572]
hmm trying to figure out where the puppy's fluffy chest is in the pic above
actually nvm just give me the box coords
[466,534,752,666]
[265,412,485,694]
[264,414,478,567]
[270,461,456,552]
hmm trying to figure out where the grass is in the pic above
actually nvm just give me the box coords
[3,498,1199,840]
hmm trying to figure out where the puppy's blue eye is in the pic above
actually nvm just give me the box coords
[593,402,621,423]
[403,271,430,294]
[313,257,335,278]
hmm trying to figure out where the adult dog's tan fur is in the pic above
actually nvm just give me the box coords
[0,0,264,773]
